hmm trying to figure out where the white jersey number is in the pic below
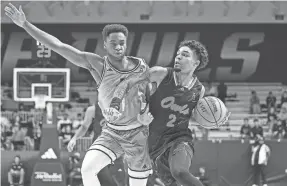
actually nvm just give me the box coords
[166,114,176,127]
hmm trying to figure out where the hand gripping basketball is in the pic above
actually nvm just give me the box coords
[193,96,231,129]
[218,111,231,126]
[137,105,154,126]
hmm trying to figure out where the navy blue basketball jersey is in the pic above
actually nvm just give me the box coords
[148,68,204,159]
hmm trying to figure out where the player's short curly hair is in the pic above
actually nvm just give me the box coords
[178,40,209,70]
[102,24,129,41]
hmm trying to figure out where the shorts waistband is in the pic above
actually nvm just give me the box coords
[106,123,142,131]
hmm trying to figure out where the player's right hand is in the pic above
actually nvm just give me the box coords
[67,138,76,152]
[4,3,26,27]
[103,107,122,123]
[218,111,231,126]
[137,105,154,126]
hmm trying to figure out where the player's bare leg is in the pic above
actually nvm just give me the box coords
[169,143,204,186]
[81,150,111,186]
[115,147,151,186]
[126,144,151,186]
[128,169,150,186]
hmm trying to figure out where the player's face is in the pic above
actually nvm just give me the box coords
[174,46,199,73]
[104,32,127,60]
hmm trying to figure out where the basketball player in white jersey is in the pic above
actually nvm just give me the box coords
[5,4,164,186]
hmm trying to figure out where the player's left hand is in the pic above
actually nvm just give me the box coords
[137,105,154,126]
[218,111,231,126]
[103,107,122,123]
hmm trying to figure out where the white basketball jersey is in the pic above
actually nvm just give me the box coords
[97,56,150,127]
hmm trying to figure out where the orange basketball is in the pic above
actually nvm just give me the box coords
[193,96,229,129]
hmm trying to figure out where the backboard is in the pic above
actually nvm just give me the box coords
[13,68,70,107]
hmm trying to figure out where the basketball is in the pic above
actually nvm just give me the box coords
[193,96,229,129]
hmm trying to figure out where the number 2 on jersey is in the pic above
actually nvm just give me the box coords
[166,114,176,127]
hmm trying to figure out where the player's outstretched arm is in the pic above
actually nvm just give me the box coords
[148,66,168,94]
[4,3,103,77]
[67,106,95,152]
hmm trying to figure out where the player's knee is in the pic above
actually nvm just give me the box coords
[81,159,94,176]
[81,161,101,176]
[81,150,111,175]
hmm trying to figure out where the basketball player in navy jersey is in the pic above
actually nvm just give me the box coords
[67,97,125,186]
[148,40,210,186]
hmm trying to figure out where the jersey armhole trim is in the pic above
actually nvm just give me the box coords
[84,53,105,90]
[162,68,173,84]
[141,58,148,66]
[96,60,106,89]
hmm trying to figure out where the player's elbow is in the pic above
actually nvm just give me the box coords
[170,167,189,180]
[44,37,63,51]
[149,66,167,82]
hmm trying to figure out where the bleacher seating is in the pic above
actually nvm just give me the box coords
[226,1,250,19]
[201,1,227,18]
[126,1,152,20]
[1,1,287,23]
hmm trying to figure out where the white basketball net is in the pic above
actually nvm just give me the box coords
[34,94,49,109]
[33,95,53,124]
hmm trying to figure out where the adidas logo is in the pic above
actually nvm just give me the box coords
[41,148,57,159]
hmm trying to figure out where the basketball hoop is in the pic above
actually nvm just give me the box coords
[34,94,49,109]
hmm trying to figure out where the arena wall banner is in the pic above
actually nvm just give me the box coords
[1,24,287,83]
[1,141,287,186]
